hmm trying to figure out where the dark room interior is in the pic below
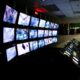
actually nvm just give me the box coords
[1,0,80,79]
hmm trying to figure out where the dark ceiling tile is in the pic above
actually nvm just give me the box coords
[73,11,80,14]
[69,0,79,1]
[57,15,66,18]
[43,4,60,12]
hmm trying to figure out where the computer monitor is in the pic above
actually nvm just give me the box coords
[18,13,30,26]
[30,17,39,27]
[30,41,38,51]
[38,30,44,38]
[3,5,18,24]
[3,27,14,43]
[44,30,49,37]
[17,42,30,56]
[53,30,57,36]
[6,46,16,62]
[50,22,54,29]
[52,37,58,43]
[54,23,59,29]
[48,38,53,44]
[45,21,50,28]
[49,30,53,36]
[39,19,46,28]
[16,28,28,40]
[44,38,49,45]
[29,30,37,39]
[39,39,44,48]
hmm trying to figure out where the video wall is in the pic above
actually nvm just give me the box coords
[2,5,59,62]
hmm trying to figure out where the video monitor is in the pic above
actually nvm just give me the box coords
[3,27,14,43]
[16,28,28,40]
[30,41,38,51]
[50,22,54,29]
[44,30,49,37]
[38,30,44,38]
[17,42,30,56]
[54,23,59,29]
[49,30,53,36]
[30,17,39,27]
[29,29,37,39]
[3,5,18,24]
[48,38,53,44]
[39,19,46,28]
[53,30,58,36]
[44,38,49,45]
[6,46,16,62]
[52,37,58,43]
[39,39,44,48]
[45,21,50,28]
[18,13,30,26]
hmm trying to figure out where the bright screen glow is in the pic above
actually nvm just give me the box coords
[50,22,54,29]
[45,21,50,28]
[18,13,30,26]
[39,39,44,48]
[30,41,38,51]
[48,38,53,44]
[39,19,46,28]
[17,42,30,56]
[44,38,49,45]
[3,5,18,24]
[54,23,59,29]
[30,17,39,27]
[44,30,48,37]
[53,30,57,36]
[49,30,53,36]
[6,46,16,62]
[38,30,44,38]
[16,28,28,40]
[53,37,58,43]
[29,30,37,39]
[3,27,14,43]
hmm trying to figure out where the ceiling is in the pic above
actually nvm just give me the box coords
[12,0,80,23]
[40,0,80,18]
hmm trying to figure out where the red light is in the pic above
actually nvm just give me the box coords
[35,8,48,13]
[34,1,48,13]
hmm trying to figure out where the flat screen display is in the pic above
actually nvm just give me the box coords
[3,27,14,43]
[3,5,18,24]
[48,38,53,44]
[53,30,57,36]
[44,30,48,37]
[17,42,30,56]
[50,22,54,29]
[16,28,28,40]
[44,38,49,45]
[54,23,59,29]
[45,21,50,28]
[39,19,46,28]
[52,37,58,43]
[49,30,53,36]
[30,41,38,51]
[38,30,44,38]
[39,39,44,48]
[18,13,30,26]
[6,46,16,62]
[30,17,39,27]
[29,30,37,39]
